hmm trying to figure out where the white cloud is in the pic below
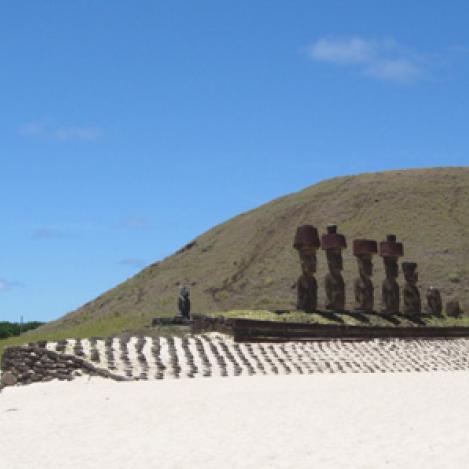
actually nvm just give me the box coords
[32,227,66,240]
[52,126,101,141]
[308,37,425,83]
[365,58,421,83]
[119,258,147,268]
[121,217,151,230]
[18,121,101,141]
[310,37,375,64]
[0,278,22,292]
[18,122,44,136]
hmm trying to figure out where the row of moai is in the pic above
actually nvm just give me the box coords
[293,224,460,317]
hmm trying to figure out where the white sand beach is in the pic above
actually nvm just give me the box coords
[2,370,469,469]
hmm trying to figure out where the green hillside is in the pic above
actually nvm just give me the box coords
[18,167,469,340]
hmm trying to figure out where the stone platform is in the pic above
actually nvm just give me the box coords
[191,313,469,342]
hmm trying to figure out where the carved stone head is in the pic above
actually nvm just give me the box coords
[402,262,418,285]
[321,224,346,274]
[384,258,399,279]
[379,234,403,280]
[179,285,190,298]
[353,239,377,278]
[300,248,317,276]
[357,256,373,277]
[294,225,320,278]
[426,286,442,315]
[326,249,343,273]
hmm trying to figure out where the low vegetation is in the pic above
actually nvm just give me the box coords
[2,307,469,361]
[206,310,469,328]
[0,321,44,339]
[0,314,188,360]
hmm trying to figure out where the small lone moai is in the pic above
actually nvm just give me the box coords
[446,299,463,318]
[178,285,191,319]
[402,262,421,316]
[353,239,378,312]
[293,225,320,313]
[379,234,403,315]
[321,224,347,311]
[426,287,443,316]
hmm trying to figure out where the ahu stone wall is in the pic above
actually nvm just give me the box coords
[0,344,128,390]
[3,335,469,389]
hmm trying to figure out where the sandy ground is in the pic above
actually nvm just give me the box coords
[1,371,469,469]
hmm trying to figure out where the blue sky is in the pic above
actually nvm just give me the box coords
[1,1,469,322]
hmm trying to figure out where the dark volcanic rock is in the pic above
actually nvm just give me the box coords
[1,344,129,386]
[1,371,18,386]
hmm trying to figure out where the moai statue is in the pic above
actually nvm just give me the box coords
[321,224,347,311]
[379,234,403,314]
[402,262,421,316]
[426,287,443,316]
[446,300,463,318]
[353,239,378,312]
[178,285,191,319]
[293,225,320,313]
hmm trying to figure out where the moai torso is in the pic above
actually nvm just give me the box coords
[426,287,442,316]
[382,270,400,314]
[297,274,318,313]
[293,225,320,313]
[325,269,345,310]
[354,275,374,311]
[322,225,347,311]
[446,300,463,317]
[379,235,403,315]
[403,284,421,315]
[352,240,377,312]
[178,287,191,318]
[402,262,421,316]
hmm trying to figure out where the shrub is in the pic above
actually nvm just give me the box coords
[0,321,44,339]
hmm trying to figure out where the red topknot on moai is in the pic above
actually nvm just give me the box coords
[379,234,403,314]
[353,239,378,312]
[321,224,346,311]
[293,225,320,313]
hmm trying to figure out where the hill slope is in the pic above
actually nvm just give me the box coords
[39,167,469,334]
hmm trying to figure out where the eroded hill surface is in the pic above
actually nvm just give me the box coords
[38,167,469,334]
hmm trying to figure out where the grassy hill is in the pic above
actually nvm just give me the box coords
[13,167,469,342]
